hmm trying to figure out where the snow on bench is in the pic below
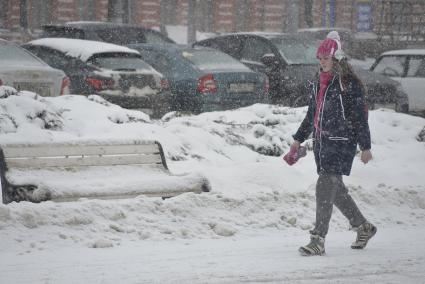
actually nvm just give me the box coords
[0,140,210,204]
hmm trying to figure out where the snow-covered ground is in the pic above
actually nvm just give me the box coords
[0,86,424,283]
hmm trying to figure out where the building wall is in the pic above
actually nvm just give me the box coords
[0,0,424,43]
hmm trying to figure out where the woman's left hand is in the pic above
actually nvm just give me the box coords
[361,150,373,164]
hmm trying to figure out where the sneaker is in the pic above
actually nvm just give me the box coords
[351,222,377,249]
[299,234,325,256]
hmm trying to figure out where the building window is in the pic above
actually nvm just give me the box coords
[357,2,373,32]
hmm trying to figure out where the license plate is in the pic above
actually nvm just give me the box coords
[228,83,254,93]
[14,82,52,96]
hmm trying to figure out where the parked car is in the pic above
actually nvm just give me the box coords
[129,43,269,113]
[22,38,172,117]
[370,49,425,113]
[194,32,409,113]
[41,21,175,45]
[0,38,69,97]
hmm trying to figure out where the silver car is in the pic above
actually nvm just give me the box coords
[370,49,425,113]
[0,38,69,97]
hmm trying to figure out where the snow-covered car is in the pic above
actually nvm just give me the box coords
[370,49,425,113]
[0,38,69,97]
[22,38,172,117]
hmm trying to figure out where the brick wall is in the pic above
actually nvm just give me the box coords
[1,0,423,43]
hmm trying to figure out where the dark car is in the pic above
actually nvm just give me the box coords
[41,21,175,45]
[194,33,319,106]
[129,43,269,113]
[193,32,409,112]
[22,38,172,117]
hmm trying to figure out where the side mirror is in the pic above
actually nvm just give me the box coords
[261,53,278,66]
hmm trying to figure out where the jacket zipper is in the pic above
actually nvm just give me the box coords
[318,76,337,171]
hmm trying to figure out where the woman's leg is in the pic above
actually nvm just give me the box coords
[299,173,337,256]
[333,176,366,228]
[311,173,339,238]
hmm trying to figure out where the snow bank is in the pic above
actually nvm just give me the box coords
[0,87,424,251]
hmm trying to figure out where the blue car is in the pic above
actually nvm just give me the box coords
[128,44,269,113]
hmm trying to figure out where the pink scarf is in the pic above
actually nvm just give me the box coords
[314,71,333,133]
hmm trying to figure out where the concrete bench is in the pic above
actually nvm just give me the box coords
[0,140,210,204]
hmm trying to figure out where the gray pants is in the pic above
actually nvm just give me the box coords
[311,173,366,238]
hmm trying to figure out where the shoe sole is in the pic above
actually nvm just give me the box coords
[351,226,377,249]
[298,246,325,256]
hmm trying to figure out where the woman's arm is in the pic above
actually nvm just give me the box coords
[293,93,315,144]
[351,80,371,151]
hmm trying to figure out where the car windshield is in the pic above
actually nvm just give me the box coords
[0,42,45,66]
[88,53,155,71]
[182,49,250,71]
[270,37,318,65]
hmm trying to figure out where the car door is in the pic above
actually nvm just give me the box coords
[402,55,425,111]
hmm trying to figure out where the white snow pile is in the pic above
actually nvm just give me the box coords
[0,86,424,252]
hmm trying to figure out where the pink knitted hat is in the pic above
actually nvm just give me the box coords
[316,31,344,60]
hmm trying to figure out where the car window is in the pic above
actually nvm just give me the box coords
[42,26,86,39]
[136,49,171,74]
[270,37,317,64]
[182,49,250,71]
[144,30,173,44]
[94,28,146,45]
[25,46,69,69]
[88,53,155,71]
[407,56,425,78]
[1,43,46,67]
[240,37,273,63]
[373,55,407,77]
[216,37,243,58]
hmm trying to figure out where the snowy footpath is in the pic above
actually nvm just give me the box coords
[1,89,424,283]
[1,226,424,283]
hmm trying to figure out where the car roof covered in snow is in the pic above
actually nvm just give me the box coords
[60,21,153,30]
[381,49,425,56]
[26,38,140,61]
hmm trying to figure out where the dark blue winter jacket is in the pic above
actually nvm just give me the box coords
[293,74,371,176]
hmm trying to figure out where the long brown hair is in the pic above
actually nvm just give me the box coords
[331,58,366,94]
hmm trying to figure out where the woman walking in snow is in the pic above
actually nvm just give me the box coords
[290,31,377,256]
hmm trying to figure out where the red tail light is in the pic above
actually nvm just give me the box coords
[85,77,115,91]
[264,76,270,93]
[60,76,70,95]
[197,74,217,93]
[0,79,3,86]
[160,78,170,91]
